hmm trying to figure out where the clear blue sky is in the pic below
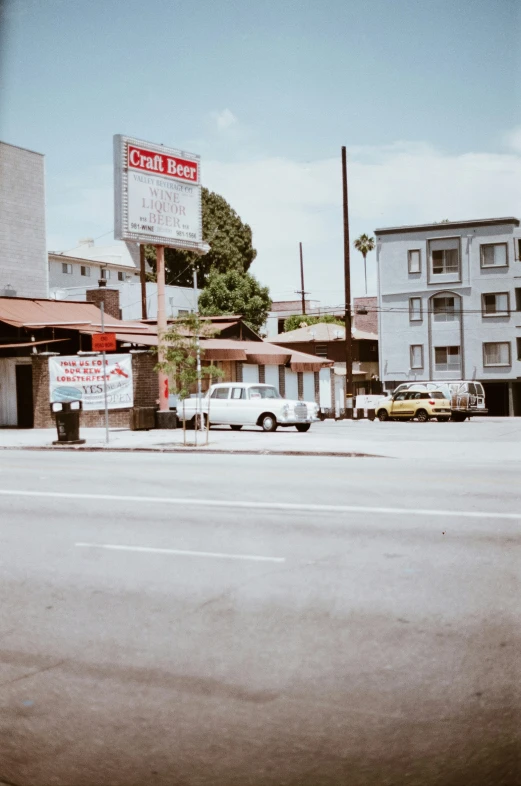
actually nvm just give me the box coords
[1,0,519,299]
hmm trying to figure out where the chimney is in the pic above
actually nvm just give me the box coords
[86,281,121,320]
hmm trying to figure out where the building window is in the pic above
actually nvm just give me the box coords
[62,263,72,274]
[517,239,521,261]
[517,337,521,361]
[432,295,458,321]
[177,309,190,317]
[434,346,461,372]
[100,268,110,280]
[410,345,423,369]
[515,288,521,311]
[315,344,328,357]
[480,243,508,268]
[408,249,421,274]
[409,297,422,321]
[432,249,459,275]
[118,271,125,281]
[80,265,90,277]
[483,342,511,367]
[482,292,509,316]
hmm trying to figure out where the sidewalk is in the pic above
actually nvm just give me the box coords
[1,418,521,462]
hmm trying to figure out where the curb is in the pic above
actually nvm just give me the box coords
[0,445,386,459]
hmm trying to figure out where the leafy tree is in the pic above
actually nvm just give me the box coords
[145,188,257,287]
[354,233,375,295]
[283,313,345,333]
[155,313,223,402]
[198,269,271,334]
[155,313,224,444]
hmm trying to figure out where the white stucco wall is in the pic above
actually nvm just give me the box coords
[0,142,48,298]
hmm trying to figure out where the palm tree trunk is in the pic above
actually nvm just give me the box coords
[363,253,367,295]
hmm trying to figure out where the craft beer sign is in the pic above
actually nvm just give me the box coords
[114,134,205,252]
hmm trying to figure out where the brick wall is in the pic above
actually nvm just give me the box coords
[278,365,286,396]
[86,287,121,319]
[353,297,378,335]
[32,350,158,428]
[297,372,304,400]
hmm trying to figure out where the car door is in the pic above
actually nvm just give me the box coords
[208,385,231,424]
[390,391,407,417]
[402,391,418,416]
[228,386,247,424]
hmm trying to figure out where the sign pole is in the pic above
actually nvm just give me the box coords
[156,245,169,412]
[139,244,147,320]
[100,302,110,444]
[193,267,203,442]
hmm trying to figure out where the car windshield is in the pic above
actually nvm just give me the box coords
[248,386,281,399]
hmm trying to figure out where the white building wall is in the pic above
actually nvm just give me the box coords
[285,370,298,399]
[242,364,259,383]
[319,368,332,410]
[0,142,48,298]
[0,357,31,426]
[303,371,314,402]
[264,364,280,390]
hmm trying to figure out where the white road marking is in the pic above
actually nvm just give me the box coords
[0,488,519,520]
[75,542,285,563]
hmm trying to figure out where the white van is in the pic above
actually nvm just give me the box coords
[388,381,487,421]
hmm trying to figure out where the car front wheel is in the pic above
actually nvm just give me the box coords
[416,409,429,423]
[260,414,278,432]
[295,423,310,432]
[377,409,389,422]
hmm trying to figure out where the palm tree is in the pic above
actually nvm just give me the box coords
[354,234,375,295]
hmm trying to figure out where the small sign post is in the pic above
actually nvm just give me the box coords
[92,333,117,352]
[99,303,110,444]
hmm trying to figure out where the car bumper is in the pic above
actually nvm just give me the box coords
[279,415,320,425]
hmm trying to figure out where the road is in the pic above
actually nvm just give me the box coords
[0,450,519,786]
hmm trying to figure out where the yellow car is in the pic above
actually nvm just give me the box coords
[376,387,452,422]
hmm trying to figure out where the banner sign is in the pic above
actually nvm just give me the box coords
[49,354,134,411]
[114,134,206,252]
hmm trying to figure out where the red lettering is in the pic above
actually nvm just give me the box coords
[128,144,198,183]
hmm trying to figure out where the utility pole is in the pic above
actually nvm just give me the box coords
[139,244,147,320]
[193,266,204,443]
[341,147,353,418]
[295,241,309,315]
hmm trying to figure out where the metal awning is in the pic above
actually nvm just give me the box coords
[0,338,70,350]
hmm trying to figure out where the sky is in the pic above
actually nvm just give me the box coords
[1,0,520,305]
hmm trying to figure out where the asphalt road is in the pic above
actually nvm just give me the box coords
[0,451,519,786]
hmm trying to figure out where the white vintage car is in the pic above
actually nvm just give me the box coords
[180,383,320,432]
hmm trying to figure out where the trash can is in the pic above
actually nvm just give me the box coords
[50,400,86,445]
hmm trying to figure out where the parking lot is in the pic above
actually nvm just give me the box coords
[1,417,520,463]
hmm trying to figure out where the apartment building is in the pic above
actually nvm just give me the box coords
[375,217,521,416]
[48,240,141,300]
